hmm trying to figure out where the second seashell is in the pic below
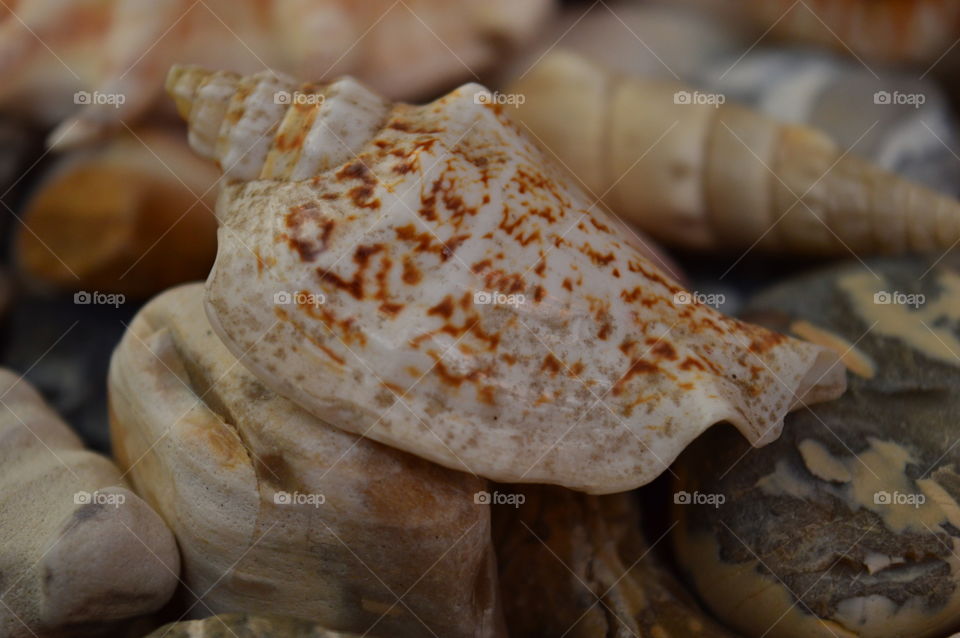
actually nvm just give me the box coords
[508,51,960,256]
[15,126,220,297]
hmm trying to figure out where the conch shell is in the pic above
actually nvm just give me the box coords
[109,283,502,637]
[0,0,553,148]
[167,65,846,494]
[508,51,960,256]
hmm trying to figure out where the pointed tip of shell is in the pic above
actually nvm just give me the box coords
[166,65,225,122]
[819,154,960,256]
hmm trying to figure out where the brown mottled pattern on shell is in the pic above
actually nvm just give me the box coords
[169,66,845,493]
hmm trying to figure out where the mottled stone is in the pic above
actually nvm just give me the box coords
[109,284,502,637]
[145,614,360,638]
[494,485,738,638]
[673,255,960,638]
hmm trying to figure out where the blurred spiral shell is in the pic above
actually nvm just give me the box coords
[0,0,554,148]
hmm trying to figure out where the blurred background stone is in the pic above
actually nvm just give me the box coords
[145,614,362,638]
[14,126,220,298]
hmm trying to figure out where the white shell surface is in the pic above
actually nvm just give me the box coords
[171,67,847,494]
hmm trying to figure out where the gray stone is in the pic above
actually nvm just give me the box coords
[672,254,960,638]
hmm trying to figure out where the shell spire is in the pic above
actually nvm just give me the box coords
[508,51,960,257]
[166,65,390,182]
[167,65,846,494]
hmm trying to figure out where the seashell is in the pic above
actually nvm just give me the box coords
[496,0,743,87]
[734,0,960,66]
[14,126,220,297]
[0,368,179,638]
[108,283,503,638]
[146,613,362,638]
[0,0,553,149]
[167,65,846,494]
[672,255,960,638]
[508,51,960,256]
[690,48,960,198]
[493,484,739,637]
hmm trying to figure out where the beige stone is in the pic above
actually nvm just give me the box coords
[108,283,502,638]
[0,369,179,638]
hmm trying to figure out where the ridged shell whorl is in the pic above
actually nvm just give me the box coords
[166,66,391,181]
